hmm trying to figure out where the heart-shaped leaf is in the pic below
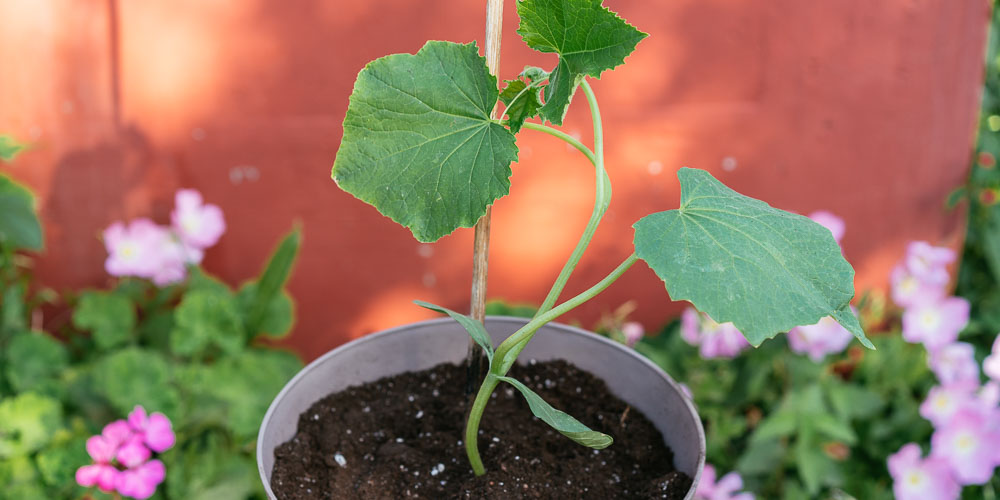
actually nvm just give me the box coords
[499,375,612,449]
[0,174,43,251]
[332,41,518,242]
[633,168,872,348]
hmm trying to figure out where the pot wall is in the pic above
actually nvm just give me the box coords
[257,317,705,499]
[0,0,987,360]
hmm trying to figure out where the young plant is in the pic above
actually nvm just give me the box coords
[330,0,873,476]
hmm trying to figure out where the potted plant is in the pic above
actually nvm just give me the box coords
[257,0,873,497]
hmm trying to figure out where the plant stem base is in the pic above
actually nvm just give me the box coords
[270,360,691,499]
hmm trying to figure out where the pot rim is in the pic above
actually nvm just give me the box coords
[257,315,705,498]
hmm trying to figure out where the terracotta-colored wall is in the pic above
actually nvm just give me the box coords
[0,0,988,361]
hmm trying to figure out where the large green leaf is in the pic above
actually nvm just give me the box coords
[498,375,612,449]
[516,0,646,125]
[0,174,43,251]
[72,291,136,350]
[0,392,64,458]
[170,290,245,357]
[3,331,69,393]
[242,227,300,336]
[633,168,872,348]
[331,41,519,242]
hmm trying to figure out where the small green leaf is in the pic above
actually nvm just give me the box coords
[170,290,245,357]
[332,41,519,242]
[414,300,493,363]
[749,410,797,444]
[0,135,26,162]
[243,227,300,335]
[2,283,28,332]
[811,413,857,445]
[0,392,64,458]
[633,168,872,348]
[72,291,137,350]
[4,331,69,393]
[500,78,543,133]
[498,375,612,449]
[0,174,43,251]
[93,347,179,419]
[516,0,647,125]
[237,284,294,340]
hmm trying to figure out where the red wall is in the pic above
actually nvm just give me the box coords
[0,0,988,360]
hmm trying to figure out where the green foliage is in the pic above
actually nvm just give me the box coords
[241,227,301,336]
[516,0,646,124]
[0,135,26,162]
[499,69,545,133]
[0,392,63,457]
[634,168,871,348]
[72,290,137,350]
[416,300,495,363]
[0,174,43,251]
[3,331,68,393]
[93,347,181,419]
[170,289,245,357]
[331,41,519,243]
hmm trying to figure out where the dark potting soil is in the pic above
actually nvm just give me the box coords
[271,360,692,499]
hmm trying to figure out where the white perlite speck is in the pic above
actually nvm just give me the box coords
[415,410,424,419]
[333,453,347,467]
[430,463,445,476]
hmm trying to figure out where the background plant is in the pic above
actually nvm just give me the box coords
[0,166,303,499]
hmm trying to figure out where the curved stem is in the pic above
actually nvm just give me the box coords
[465,373,500,476]
[493,252,639,375]
[520,122,596,165]
[533,80,609,316]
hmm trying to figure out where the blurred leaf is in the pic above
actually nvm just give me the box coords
[0,455,46,500]
[633,168,871,348]
[162,429,260,499]
[93,347,179,420]
[484,299,539,319]
[736,438,786,476]
[36,436,90,494]
[981,207,1000,283]
[0,392,64,457]
[170,290,245,357]
[826,381,884,420]
[812,413,857,445]
[750,410,797,444]
[0,135,27,162]
[237,284,294,340]
[72,291,136,350]
[1,282,28,332]
[242,227,300,336]
[4,331,68,392]
[186,267,232,295]
[0,174,43,251]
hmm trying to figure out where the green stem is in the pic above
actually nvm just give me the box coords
[494,252,639,375]
[533,80,609,316]
[520,122,596,164]
[465,373,500,475]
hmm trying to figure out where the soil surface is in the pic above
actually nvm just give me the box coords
[271,360,692,499]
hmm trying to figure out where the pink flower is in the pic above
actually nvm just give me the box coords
[101,419,133,448]
[77,435,120,492]
[681,307,750,359]
[931,407,1000,484]
[622,321,644,347]
[901,297,969,351]
[171,189,226,249]
[103,219,165,279]
[116,436,151,469]
[891,264,946,309]
[983,335,1000,382]
[928,342,980,389]
[787,315,853,362]
[115,460,165,500]
[148,234,202,286]
[904,241,955,287]
[807,210,845,244]
[694,464,754,500]
[128,405,175,453]
[888,443,960,500]
[981,382,1000,407]
[920,385,977,427]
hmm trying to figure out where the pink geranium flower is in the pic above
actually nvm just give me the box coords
[103,219,165,279]
[171,189,226,249]
[888,443,960,500]
[901,297,969,351]
[928,342,980,389]
[890,264,946,309]
[76,435,120,493]
[694,464,754,500]
[115,460,166,500]
[787,315,853,362]
[622,321,644,347]
[680,307,750,359]
[904,241,955,287]
[128,405,176,453]
[807,210,845,244]
[983,335,1000,382]
[920,385,978,427]
[931,407,1000,485]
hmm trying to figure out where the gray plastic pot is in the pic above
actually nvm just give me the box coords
[257,316,705,499]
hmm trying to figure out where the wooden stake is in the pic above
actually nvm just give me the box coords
[468,0,504,392]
